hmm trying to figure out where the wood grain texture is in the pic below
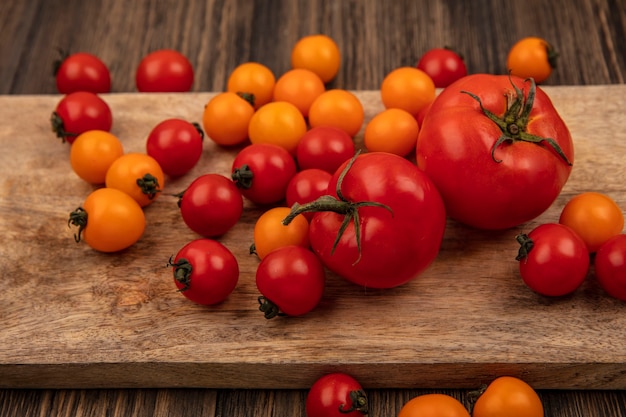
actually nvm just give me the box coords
[1,87,625,395]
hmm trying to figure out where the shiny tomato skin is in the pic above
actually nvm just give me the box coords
[146,118,204,177]
[285,168,332,221]
[398,393,469,417]
[51,91,113,144]
[55,52,111,94]
[306,373,368,417]
[417,74,573,230]
[136,49,194,92]
[295,126,355,174]
[309,152,446,289]
[472,376,543,417]
[595,234,626,301]
[416,47,467,88]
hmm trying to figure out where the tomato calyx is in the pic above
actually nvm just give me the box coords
[257,296,286,319]
[283,154,393,264]
[544,41,559,69]
[461,77,572,166]
[515,233,535,261]
[338,389,369,414]
[466,383,488,415]
[231,164,254,189]
[136,173,162,200]
[236,92,255,107]
[68,207,88,242]
[192,122,205,141]
[168,256,193,292]
[50,112,77,142]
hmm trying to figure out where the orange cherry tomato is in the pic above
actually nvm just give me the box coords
[506,37,558,84]
[248,101,308,154]
[559,191,624,253]
[253,206,309,260]
[202,92,255,146]
[273,68,326,118]
[291,34,341,83]
[364,108,419,157]
[398,393,470,417]
[472,376,544,417]
[70,130,124,184]
[308,89,364,137]
[227,62,276,109]
[105,152,165,207]
[68,187,146,253]
[380,67,436,117]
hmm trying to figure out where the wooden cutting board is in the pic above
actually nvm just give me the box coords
[1,87,625,390]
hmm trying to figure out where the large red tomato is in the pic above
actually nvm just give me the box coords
[285,152,446,289]
[416,74,573,230]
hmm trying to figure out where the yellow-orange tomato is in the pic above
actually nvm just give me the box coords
[248,101,308,154]
[105,152,165,207]
[291,34,341,83]
[507,37,558,84]
[398,393,470,417]
[381,67,436,117]
[273,68,326,117]
[202,92,255,146]
[227,62,276,109]
[559,191,624,253]
[253,206,309,260]
[364,108,419,157]
[68,187,146,253]
[308,89,364,137]
[70,130,124,184]
[472,376,544,417]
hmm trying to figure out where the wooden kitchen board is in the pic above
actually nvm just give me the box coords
[1,87,625,390]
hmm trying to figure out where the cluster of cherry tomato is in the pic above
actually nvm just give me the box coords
[305,371,544,417]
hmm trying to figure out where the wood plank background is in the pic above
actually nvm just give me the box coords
[1,0,626,416]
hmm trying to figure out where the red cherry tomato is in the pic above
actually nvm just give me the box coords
[285,168,332,221]
[595,234,626,301]
[169,238,239,305]
[417,47,467,88]
[146,118,204,177]
[136,49,194,92]
[306,372,368,417]
[51,91,113,144]
[295,126,355,174]
[55,51,111,94]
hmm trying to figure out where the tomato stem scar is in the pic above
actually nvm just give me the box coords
[338,389,369,414]
[167,256,193,292]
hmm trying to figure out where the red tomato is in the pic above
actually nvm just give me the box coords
[231,143,297,205]
[256,245,325,318]
[285,168,332,220]
[595,234,626,301]
[170,238,239,305]
[55,51,111,94]
[306,373,368,417]
[416,74,574,230]
[295,126,355,174]
[146,118,204,177]
[416,47,467,88]
[285,152,446,289]
[516,223,590,297]
[136,49,194,92]
[51,91,113,144]
[177,174,244,237]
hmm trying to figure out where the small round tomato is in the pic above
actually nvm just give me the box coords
[55,51,111,94]
[595,234,626,301]
[256,245,325,318]
[70,130,124,184]
[380,67,435,117]
[285,168,333,220]
[169,239,239,305]
[227,62,276,109]
[559,192,624,253]
[202,92,255,146]
[308,89,364,137]
[416,47,467,88]
[295,126,355,174]
[472,376,544,417]
[135,49,194,92]
[146,118,204,177]
[177,173,244,237]
[105,153,165,207]
[51,91,113,144]
[398,394,469,417]
[68,188,145,253]
[306,373,368,417]
[231,143,297,205]
[248,101,308,154]
[516,223,590,297]
[291,34,341,83]
[273,68,326,117]
[507,37,558,84]
[364,108,419,157]
[252,206,310,260]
